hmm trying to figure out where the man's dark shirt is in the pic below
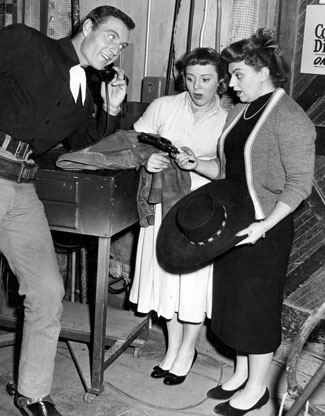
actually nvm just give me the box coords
[0,24,119,158]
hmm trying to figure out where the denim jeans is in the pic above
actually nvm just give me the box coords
[0,177,64,398]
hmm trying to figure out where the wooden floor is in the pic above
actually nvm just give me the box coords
[1,325,325,416]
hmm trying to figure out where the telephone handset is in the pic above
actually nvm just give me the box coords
[85,64,117,85]
[85,64,128,120]
[98,63,118,84]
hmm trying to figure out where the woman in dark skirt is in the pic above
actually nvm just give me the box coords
[208,28,316,415]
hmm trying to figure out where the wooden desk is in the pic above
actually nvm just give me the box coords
[0,151,149,402]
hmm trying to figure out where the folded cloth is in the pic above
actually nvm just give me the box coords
[56,129,158,171]
[55,129,191,228]
[137,158,191,227]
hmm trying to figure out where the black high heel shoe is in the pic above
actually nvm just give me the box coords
[151,365,169,378]
[163,349,198,386]
[207,379,247,400]
[213,387,270,416]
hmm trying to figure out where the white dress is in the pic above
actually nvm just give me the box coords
[129,92,227,323]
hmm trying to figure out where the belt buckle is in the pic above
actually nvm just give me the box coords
[18,162,38,183]
[15,141,31,160]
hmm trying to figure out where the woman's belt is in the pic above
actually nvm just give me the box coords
[0,155,38,183]
[0,131,33,160]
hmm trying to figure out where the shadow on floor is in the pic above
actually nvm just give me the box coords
[2,323,325,416]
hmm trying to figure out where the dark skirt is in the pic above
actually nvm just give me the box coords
[211,214,294,354]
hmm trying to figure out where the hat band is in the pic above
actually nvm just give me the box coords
[182,205,227,246]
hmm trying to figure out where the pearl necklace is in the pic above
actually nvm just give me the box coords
[243,95,272,120]
[190,97,216,114]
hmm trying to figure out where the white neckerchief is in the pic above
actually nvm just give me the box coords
[69,64,86,106]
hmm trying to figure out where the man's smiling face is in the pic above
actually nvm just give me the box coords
[80,16,130,70]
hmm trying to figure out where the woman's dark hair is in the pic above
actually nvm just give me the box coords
[177,47,229,96]
[75,5,135,34]
[221,28,289,87]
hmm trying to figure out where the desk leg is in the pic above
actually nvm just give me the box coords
[89,236,110,396]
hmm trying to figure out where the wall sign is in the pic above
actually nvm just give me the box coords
[301,5,325,75]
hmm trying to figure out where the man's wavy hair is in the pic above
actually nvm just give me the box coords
[74,5,135,34]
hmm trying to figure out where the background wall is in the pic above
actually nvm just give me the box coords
[9,0,279,102]
[277,0,325,128]
[79,0,279,101]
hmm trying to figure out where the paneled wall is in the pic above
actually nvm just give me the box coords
[0,0,24,26]
[80,0,279,101]
[80,0,222,101]
[20,0,278,102]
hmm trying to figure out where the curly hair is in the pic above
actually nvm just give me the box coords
[177,47,229,96]
[221,28,289,87]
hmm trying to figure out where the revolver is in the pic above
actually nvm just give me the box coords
[138,132,179,155]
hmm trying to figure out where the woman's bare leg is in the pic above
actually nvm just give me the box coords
[230,352,273,409]
[222,353,249,390]
[158,312,183,370]
[169,319,203,375]
[159,313,203,374]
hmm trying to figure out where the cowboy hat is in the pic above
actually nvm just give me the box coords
[156,179,255,274]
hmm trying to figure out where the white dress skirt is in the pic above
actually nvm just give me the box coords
[129,92,227,323]
[129,173,213,323]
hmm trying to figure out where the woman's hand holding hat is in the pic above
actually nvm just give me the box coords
[156,179,256,274]
[236,221,267,245]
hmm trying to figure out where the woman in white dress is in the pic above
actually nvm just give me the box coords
[129,47,228,385]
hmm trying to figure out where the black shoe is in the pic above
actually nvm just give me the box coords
[163,349,198,386]
[15,393,63,416]
[207,379,247,400]
[151,365,169,378]
[213,388,269,415]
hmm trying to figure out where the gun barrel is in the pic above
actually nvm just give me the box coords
[138,133,179,154]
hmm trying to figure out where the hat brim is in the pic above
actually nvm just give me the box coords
[156,179,255,274]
